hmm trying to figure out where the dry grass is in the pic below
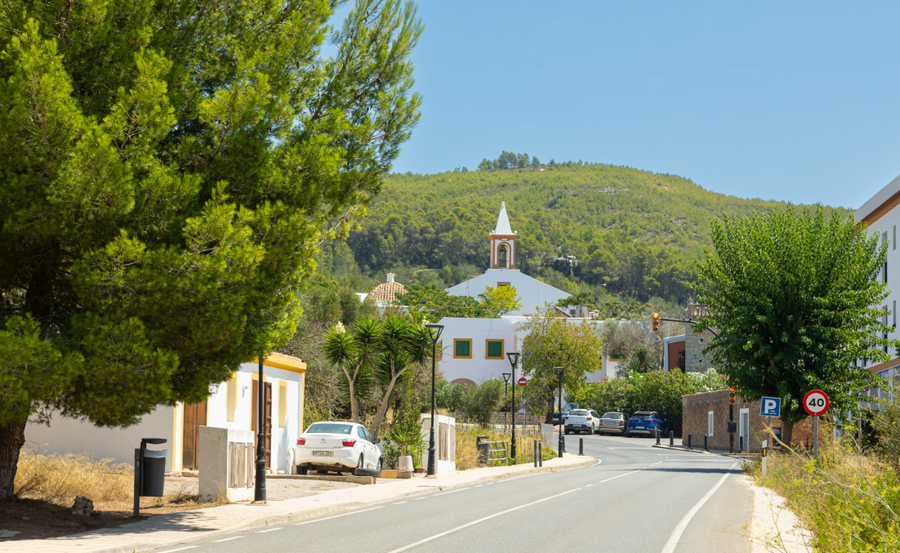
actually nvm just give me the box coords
[455,425,555,470]
[750,427,900,553]
[14,450,134,505]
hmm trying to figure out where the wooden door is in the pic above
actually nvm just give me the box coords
[251,381,273,469]
[182,399,207,471]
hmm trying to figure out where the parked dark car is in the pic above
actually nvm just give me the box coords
[626,411,666,437]
[551,402,580,425]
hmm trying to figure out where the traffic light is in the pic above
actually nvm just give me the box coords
[652,312,660,332]
[729,386,736,405]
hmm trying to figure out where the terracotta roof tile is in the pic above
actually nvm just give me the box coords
[368,281,407,302]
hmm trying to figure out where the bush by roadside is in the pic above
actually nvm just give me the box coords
[455,425,556,470]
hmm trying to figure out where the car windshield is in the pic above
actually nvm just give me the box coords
[632,414,651,420]
[602,413,621,419]
[570,410,589,416]
[305,423,353,435]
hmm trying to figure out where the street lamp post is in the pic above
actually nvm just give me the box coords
[425,323,444,477]
[502,372,511,427]
[506,352,520,462]
[254,355,266,503]
[554,366,565,458]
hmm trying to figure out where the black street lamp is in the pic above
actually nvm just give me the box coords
[554,366,565,458]
[506,352,520,462]
[425,323,444,477]
[502,372,511,427]
[254,356,266,503]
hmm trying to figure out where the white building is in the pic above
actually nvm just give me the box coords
[25,353,307,474]
[855,175,900,402]
[438,203,622,386]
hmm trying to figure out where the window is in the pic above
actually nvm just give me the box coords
[884,232,889,282]
[609,351,626,362]
[894,300,897,328]
[278,381,287,427]
[707,411,714,437]
[884,307,889,354]
[226,374,237,422]
[497,282,510,287]
[454,339,472,359]
[485,339,504,359]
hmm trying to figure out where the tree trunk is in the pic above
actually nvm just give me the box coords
[0,419,26,502]
[779,421,793,446]
[370,374,401,439]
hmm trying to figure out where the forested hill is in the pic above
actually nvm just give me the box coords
[338,162,842,306]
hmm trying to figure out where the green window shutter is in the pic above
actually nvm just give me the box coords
[487,340,503,358]
[455,340,471,357]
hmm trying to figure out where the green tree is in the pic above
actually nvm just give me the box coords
[323,319,381,424]
[518,309,605,421]
[0,0,421,500]
[396,284,521,319]
[695,208,897,444]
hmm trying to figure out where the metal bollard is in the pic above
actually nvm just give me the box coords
[704,434,709,451]
[739,435,744,453]
[539,441,543,467]
[687,433,692,450]
[533,441,538,467]
[579,438,584,456]
[655,427,660,445]
[669,430,674,446]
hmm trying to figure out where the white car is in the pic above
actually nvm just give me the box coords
[564,409,601,434]
[294,422,383,476]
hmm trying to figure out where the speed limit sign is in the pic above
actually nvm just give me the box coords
[803,389,829,416]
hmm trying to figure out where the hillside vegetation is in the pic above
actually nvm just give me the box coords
[341,160,843,305]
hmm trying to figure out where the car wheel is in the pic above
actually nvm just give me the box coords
[297,465,309,475]
[564,428,570,435]
[374,457,383,478]
[353,454,365,476]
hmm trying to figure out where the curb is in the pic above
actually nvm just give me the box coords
[80,456,596,553]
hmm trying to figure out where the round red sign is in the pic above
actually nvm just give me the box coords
[803,389,829,416]
[517,377,527,387]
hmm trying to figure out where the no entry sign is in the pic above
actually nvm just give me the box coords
[803,389,829,417]
[517,377,527,387]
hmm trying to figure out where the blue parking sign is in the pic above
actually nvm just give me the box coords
[760,396,781,417]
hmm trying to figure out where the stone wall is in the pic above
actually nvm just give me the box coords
[682,390,824,453]
[684,324,715,373]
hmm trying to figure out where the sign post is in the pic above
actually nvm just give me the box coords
[802,389,829,458]
[760,396,782,451]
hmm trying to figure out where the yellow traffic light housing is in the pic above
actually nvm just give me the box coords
[729,386,736,405]
[652,312,660,332]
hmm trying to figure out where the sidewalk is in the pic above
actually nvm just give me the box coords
[3,454,595,553]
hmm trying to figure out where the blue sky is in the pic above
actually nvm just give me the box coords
[384,1,900,208]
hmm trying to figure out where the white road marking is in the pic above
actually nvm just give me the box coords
[413,497,427,501]
[258,527,283,533]
[599,471,641,483]
[387,487,584,553]
[434,488,468,496]
[293,506,385,526]
[159,548,197,553]
[659,461,738,553]
[213,536,244,543]
[585,484,594,487]
[394,501,407,505]
[498,474,535,483]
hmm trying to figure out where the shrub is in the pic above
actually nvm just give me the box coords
[459,380,504,426]
[871,392,900,471]
[14,451,132,504]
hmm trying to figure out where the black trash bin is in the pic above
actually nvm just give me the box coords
[475,435,489,466]
[141,448,167,497]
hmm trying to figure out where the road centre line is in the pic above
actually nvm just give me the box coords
[394,501,407,505]
[159,547,197,553]
[659,461,738,553]
[212,536,244,543]
[293,506,384,526]
[386,487,584,553]
[258,527,283,533]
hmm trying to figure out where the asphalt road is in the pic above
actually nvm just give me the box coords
[154,433,753,553]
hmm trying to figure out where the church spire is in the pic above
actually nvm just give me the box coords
[489,202,517,269]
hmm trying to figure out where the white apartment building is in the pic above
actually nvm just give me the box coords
[855,175,900,402]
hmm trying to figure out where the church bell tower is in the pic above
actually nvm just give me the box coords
[490,202,517,269]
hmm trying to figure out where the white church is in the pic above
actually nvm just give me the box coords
[437,203,623,386]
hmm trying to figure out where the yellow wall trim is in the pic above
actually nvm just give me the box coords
[252,351,307,374]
